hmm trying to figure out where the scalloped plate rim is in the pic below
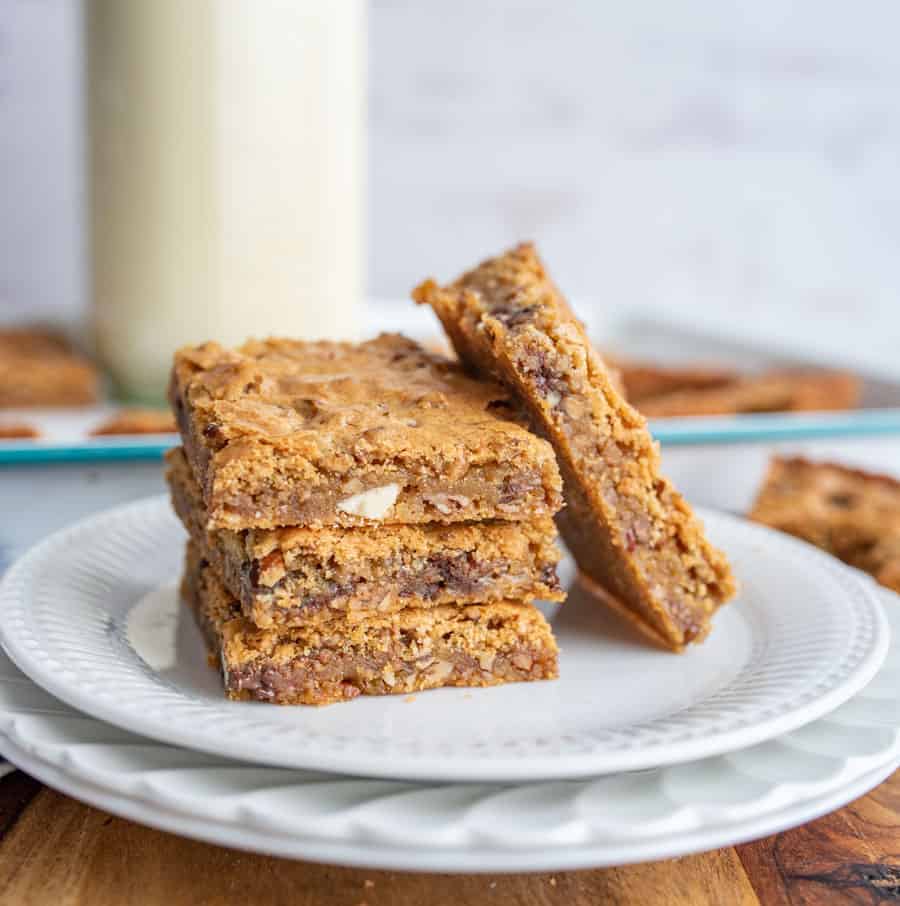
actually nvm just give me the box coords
[0,729,896,872]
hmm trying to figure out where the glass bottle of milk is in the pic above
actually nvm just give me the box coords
[86,1,365,401]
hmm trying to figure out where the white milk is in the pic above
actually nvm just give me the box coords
[86,1,365,401]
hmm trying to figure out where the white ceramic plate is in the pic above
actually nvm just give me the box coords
[1,593,899,872]
[0,496,889,781]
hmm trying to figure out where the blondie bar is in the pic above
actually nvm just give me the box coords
[415,243,735,650]
[750,456,900,594]
[170,334,562,530]
[636,370,861,418]
[605,357,736,404]
[91,408,177,436]
[168,447,563,628]
[183,542,559,705]
[0,422,39,439]
[0,327,99,407]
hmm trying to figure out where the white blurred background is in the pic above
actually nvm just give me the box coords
[0,0,899,573]
[1,1,898,361]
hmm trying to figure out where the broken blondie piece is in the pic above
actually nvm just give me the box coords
[183,541,560,705]
[169,334,562,531]
[750,456,900,594]
[415,243,735,650]
[167,446,563,628]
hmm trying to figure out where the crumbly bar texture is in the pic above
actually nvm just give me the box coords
[182,542,559,705]
[415,242,735,651]
[0,327,99,408]
[91,408,177,436]
[635,370,861,418]
[750,457,900,594]
[169,333,562,531]
[167,447,563,628]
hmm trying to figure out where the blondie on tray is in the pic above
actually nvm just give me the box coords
[169,334,562,531]
[182,542,559,705]
[415,243,735,651]
[0,327,99,407]
[91,408,177,436]
[750,456,900,594]
[635,369,861,418]
[604,356,737,404]
[167,447,563,629]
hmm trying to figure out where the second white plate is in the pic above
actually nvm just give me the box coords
[0,496,889,781]
[2,595,899,873]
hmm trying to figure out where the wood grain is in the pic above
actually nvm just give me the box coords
[737,768,900,905]
[0,770,41,841]
[0,786,758,906]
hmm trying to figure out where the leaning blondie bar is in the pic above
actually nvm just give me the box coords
[170,334,562,530]
[415,243,735,650]
[182,542,559,705]
[750,456,900,594]
[167,447,563,628]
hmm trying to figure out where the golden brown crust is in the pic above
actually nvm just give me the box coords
[183,542,559,705]
[415,242,735,650]
[0,327,99,408]
[169,333,562,530]
[91,408,177,436]
[750,456,900,594]
[167,447,564,628]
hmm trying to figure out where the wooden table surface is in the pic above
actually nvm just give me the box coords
[1,767,899,905]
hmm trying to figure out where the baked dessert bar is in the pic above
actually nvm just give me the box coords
[183,542,559,705]
[636,370,861,418]
[0,423,39,439]
[170,334,562,531]
[604,356,736,404]
[750,456,900,593]
[167,447,563,628]
[91,408,177,436]
[415,242,735,650]
[0,327,99,407]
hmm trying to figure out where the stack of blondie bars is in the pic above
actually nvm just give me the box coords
[166,243,737,705]
[166,334,565,704]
